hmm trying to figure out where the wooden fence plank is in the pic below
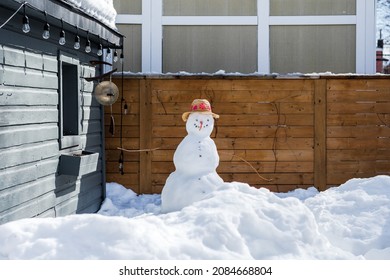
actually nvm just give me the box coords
[152,90,313,103]
[153,114,314,126]
[314,80,327,191]
[231,79,313,90]
[139,79,153,194]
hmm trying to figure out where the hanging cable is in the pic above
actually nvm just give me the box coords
[119,48,125,175]
[0,1,26,29]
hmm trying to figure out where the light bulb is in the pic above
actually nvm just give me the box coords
[113,50,118,62]
[42,23,50,39]
[85,39,91,53]
[97,44,103,56]
[120,52,124,64]
[74,35,80,49]
[22,15,30,33]
[106,48,111,59]
[59,30,66,45]
[124,103,128,115]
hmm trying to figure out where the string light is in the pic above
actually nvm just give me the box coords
[74,27,80,49]
[97,44,103,56]
[85,31,92,53]
[113,50,118,62]
[118,151,124,175]
[59,19,65,45]
[42,12,50,39]
[0,2,122,57]
[124,102,128,115]
[97,38,103,56]
[120,52,124,64]
[74,34,80,49]
[22,5,30,33]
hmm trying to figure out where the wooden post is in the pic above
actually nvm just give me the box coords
[139,79,153,194]
[314,79,327,191]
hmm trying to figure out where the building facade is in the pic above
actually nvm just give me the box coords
[113,0,376,74]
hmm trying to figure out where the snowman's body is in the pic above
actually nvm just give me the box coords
[161,112,224,213]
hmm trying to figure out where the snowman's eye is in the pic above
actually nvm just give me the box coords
[196,119,198,122]
[207,119,210,122]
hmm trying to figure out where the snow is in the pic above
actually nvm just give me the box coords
[0,176,390,259]
[0,1,389,262]
[63,0,117,29]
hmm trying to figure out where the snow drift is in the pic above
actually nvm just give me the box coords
[1,176,390,260]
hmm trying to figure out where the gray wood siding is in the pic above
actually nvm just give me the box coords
[0,41,105,224]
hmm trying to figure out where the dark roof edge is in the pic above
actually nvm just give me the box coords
[11,0,123,47]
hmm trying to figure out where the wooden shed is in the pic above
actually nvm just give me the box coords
[0,0,123,224]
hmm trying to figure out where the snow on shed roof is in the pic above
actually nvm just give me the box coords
[61,0,117,30]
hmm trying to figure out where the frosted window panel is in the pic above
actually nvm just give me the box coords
[114,25,142,73]
[270,25,356,74]
[164,0,257,16]
[113,0,142,14]
[163,26,257,73]
[270,0,356,16]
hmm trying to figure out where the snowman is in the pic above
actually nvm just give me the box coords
[160,99,224,213]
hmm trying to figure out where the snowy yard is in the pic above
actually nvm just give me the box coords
[0,175,390,260]
[0,0,389,263]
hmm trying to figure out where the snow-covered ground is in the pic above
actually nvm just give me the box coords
[0,176,390,260]
[0,0,389,263]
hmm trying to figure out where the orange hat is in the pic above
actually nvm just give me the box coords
[182,99,219,122]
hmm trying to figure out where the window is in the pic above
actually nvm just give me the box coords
[270,25,356,74]
[270,0,356,16]
[163,25,257,73]
[59,53,80,149]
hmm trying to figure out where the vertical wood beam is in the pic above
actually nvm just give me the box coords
[139,78,153,194]
[314,79,327,191]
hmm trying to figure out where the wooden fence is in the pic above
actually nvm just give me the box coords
[105,76,390,194]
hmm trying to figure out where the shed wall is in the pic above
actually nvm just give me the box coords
[0,39,105,224]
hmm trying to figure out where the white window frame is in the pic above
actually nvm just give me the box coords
[115,0,376,74]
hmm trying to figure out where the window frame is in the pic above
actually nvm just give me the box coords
[58,52,81,150]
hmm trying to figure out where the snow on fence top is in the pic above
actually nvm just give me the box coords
[63,0,117,29]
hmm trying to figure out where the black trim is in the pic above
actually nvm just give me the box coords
[0,0,123,48]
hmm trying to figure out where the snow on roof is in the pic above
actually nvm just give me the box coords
[62,0,117,29]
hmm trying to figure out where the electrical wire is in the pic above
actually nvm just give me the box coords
[118,49,125,175]
[0,1,26,29]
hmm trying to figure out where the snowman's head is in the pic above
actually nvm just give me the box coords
[186,112,215,138]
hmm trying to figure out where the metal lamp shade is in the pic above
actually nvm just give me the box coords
[94,81,119,105]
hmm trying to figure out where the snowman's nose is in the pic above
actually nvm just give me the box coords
[199,121,203,131]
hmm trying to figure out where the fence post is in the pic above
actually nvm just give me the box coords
[314,79,327,191]
[139,78,153,193]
